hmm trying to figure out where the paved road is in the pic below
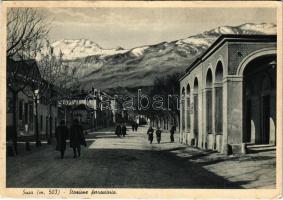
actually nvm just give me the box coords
[7,126,270,188]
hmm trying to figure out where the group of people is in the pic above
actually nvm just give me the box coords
[115,124,127,137]
[55,120,177,158]
[147,125,176,144]
[55,119,87,159]
[131,122,139,132]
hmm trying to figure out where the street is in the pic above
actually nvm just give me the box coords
[6,126,275,189]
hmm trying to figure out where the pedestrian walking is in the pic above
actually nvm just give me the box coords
[170,125,176,143]
[147,126,154,144]
[121,124,127,137]
[55,120,69,159]
[135,122,138,132]
[115,124,122,137]
[70,119,86,158]
[132,122,135,132]
[156,127,162,144]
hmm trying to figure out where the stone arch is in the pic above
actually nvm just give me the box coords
[205,68,213,135]
[186,83,191,132]
[186,83,191,96]
[193,77,199,145]
[193,77,199,94]
[215,61,224,83]
[181,87,186,131]
[181,87,185,95]
[215,56,225,77]
[242,50,276,144]
[214,60,224,136]
[206,68,213,88]
[237,48,276,76]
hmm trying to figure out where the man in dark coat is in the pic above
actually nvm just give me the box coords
[70,119,86,158]
[170,125,176,143]
[147,126,154,144]
[55,120,69,159]
[156,127,162,144]
[131,122,135,132]
[135,122,138,132]
[121,124,127,137]
[115,124,122,137]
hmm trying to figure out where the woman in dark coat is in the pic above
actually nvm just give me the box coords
[70,119,86,158]
[132,122,135,132]
[147,126,154,144]
[55,120,69,159]
[170,125,176,143]
[115,124,122,137]
[121,124,127,137]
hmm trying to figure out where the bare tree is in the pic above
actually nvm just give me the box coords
[37,40,63,144]
[7,8,49,58]
[7,8,49,154]
[56,63,81,126]
[22,68,45,147]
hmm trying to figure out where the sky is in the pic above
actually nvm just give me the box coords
[39,7,277,49]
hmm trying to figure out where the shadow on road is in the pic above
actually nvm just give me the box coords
[7,144,247,188]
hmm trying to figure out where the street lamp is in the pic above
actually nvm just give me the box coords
[34,89,41,147]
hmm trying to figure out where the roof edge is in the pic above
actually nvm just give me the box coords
[179,34,277,82]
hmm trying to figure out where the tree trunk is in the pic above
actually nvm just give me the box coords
[48,103,52,144]
[12,91,18,155]
[35,99,41,147]
[48,87,52,144]
[64,107,67,126]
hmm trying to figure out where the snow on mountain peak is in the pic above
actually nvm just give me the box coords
[238,23,276,34]
[205,23,276,36]
[50,23,276,60]
[51,39,128,60]
[130,46,149,57]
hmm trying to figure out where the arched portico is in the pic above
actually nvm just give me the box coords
[179,35,276,154]
[242,54,276,145]
[223,49,276,154]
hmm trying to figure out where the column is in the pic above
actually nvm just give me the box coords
[214,82,223,152]
[222,76,244,154]
[198,91,203,148]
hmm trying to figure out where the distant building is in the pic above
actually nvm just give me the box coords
[179,35,276,154]
[60,89,117,130]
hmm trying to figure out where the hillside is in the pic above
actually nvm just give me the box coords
[50,23,276,93]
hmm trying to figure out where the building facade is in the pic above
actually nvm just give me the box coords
[6,59,58,139]
[61,89,116,130]
[179,35,276,154]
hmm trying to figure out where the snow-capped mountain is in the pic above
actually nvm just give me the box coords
[51,39,128,60]
[52,23,276,92]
